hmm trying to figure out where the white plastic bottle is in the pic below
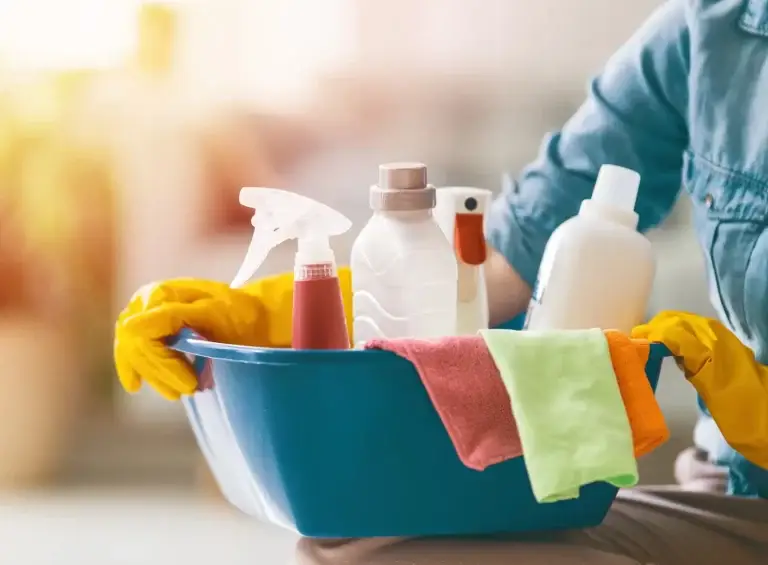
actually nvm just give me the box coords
[524,165,655,333]
[351,163,458,345]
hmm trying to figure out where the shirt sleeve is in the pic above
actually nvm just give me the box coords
[486,0,691,288]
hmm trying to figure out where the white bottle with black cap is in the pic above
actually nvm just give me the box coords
[351,162,458,345]
[524,165,655,333]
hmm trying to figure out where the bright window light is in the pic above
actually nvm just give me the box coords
[0,0,140,71]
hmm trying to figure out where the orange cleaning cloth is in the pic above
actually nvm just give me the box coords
[604,330,670,458]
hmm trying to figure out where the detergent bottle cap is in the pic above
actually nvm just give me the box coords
[230,188,352,288]
[591,165,640,212]
[370,162,436,212]
[580,165,640,230]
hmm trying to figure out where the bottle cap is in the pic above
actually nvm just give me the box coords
[369,162,436,211]
[296,235,334,265]
[591,165,640,213]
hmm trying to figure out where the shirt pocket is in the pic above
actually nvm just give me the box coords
[682,151,768,359]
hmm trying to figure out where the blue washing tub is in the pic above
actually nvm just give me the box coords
[170,316,669,538]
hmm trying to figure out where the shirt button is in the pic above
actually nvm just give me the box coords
[704,193,714,208]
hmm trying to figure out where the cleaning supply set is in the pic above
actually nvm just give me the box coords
[228,162,657,347]
[227,162,495,347]
[114,160,690,537]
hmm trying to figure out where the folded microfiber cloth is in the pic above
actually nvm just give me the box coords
[480,328,638,503]
[365,336,522,471]
[604,330,669,458]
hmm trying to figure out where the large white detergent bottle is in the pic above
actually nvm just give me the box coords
[524,165,655,333]
[351,163,458,345]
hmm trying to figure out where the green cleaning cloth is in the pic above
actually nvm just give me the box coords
[480,328,638,503]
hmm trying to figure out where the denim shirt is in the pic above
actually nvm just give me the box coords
[487,0,768,496]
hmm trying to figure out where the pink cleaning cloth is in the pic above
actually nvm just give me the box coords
[365,336,522,471]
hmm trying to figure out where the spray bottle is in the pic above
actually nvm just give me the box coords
[433,187,492,335]
[231,188,352,350]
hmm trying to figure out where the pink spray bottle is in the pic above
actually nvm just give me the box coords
[230,188,352,350]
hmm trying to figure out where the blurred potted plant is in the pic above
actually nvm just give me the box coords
[0,76,114,488]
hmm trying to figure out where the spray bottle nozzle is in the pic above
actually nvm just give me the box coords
[297,236,332,258]
[230,188,351,288]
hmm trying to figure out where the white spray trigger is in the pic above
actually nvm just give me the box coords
[230,188,352,288]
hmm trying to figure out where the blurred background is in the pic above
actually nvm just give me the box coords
[0,0,716,560]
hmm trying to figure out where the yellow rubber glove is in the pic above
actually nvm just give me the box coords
[632,311,768,469]
[114,267,353,401]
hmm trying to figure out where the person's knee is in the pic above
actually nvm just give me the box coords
[675,447,728,494]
